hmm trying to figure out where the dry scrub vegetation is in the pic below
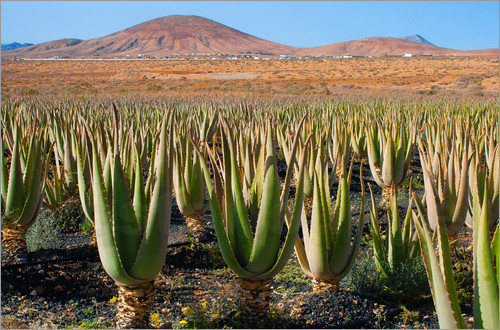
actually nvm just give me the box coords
[1,56,498,98]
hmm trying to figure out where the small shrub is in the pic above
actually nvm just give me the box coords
[20,87,40,96]
[26,210,60,251]
[344,253,430,304]
[146,82,163,91]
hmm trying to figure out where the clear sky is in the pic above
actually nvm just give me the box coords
[1,1,498,50]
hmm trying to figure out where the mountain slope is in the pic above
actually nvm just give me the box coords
[400,35,435,46]
[296,37,498,56]
[2,15,497,58]
[3,15,298,58]
[1,42,34,51]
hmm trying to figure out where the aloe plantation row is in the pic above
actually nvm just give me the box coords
[1,96,498,329]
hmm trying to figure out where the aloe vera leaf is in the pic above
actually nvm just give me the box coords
[189,147,206,212]
[22,135,36,194]
[88,130,138,286]
[129,117,173,281]
[387,190,405,271]
[334,164,365,279]
[368,184,389,277]
[448,153,472,234]
[474,187,499,329]
[1,142,8,202]
[132,143,147,233]
[64,128,77,191]
[328,158,355,275]
[76,134,94,224]
[17,140,45,227]
[193,136,253,279]
[381,135,394,187]
[172,146,195,216]
[411,203,464,329]
[430,187,467,328]
[246,126,282,274]
[320,158,334,259]
[222,122,253,265]
[259,133,311,280]
[366,139,385,187]
[4,130,26,224]
[308,171,330,278]
[394,131,407,185]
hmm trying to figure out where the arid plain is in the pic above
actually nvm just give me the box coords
[1,55,498,98]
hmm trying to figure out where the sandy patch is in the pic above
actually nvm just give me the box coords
[190,73,259,80]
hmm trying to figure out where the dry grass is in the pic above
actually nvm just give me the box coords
[1,56,498,98]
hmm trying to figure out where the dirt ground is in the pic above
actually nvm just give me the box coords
[1,56,498,98]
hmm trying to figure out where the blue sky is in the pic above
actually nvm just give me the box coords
[1,1,498,50]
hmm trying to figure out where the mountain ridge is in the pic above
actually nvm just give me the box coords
[2,15,497,58]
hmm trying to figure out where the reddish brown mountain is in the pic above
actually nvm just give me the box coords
[296,37,498,56]
[3,15,298,58]
[2,15,498,58]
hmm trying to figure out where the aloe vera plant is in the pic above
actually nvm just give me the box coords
[173,132,209,237]
[291,149,366,292]
[412,193,467,329]
[195,115,310,317]
[413,183,499,329]
[418,137,473,236]
[466,143,499,230]
[368,182,419,278]
[366,123,412,208]
[471,166,499,329]
[1,127,48,262]
[82,109,173,329]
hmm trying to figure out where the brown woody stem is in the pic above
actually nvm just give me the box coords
[116,281,155,329]
[238,277,274,318]
[2,226,29,261]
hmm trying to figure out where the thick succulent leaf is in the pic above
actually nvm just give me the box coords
[308,171,330,278]
[428,187,467,328]
[189,148,206,211]
[381,135,394,186]
[76,132,94,224]
[17,140,46,227]
[4,131,26,224]
[448,153,471,234]
[87,130,138,285]
[246,126,281,274]
[63,129,77,191]
[259,133,311,280]
[193,137,253,278]
[387,190,405,271]
[129,117,173,281]
[329,161,353,275]
[103,151,113,211]
[112,151,141,272]
[411,204,465,329]
[334,165,365,279]
[368,184,389,276]
[132,143,148,233]
[1,142,8,203]
[173,146,195,216]
[473,187,499,329]
[223,122,254,265]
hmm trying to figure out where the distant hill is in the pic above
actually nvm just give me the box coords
[2,15,497,58]
[1,42,34,51]
[296,36,498,57]
[2,15,298,58]
[400,35,436,46]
